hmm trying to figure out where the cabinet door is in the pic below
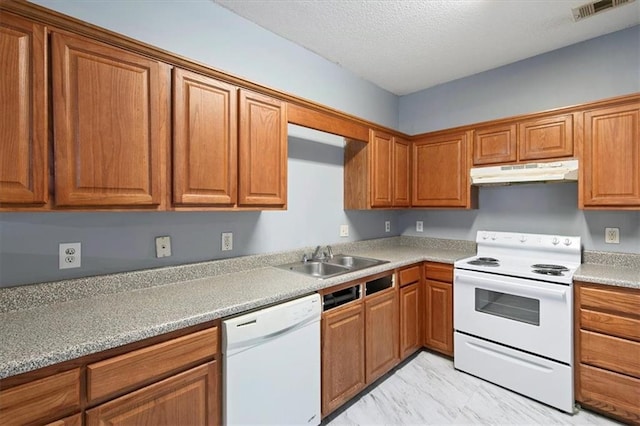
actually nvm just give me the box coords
[365,289,399,383]
[424,279,453,356]
[412,132,470,207]
[173,68,237,206]
[581,103,640,208]
[0,13,47,206]
[321,302,365,416]
[86,362,218,426]
[369,130,393,207]
[51,31,169,208]
[400,282,421,360]
[393,137,411,207]
[519,114,573,161]
[473,124,517,165]
[238,89,287,207]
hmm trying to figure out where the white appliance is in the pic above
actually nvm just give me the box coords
[470,159,578,186]
[454,231,581,413]
[223,293,321,426]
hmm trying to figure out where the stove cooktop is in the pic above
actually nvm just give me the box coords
[454,231,581,285]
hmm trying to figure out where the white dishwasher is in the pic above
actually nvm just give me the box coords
[222,293,321,426]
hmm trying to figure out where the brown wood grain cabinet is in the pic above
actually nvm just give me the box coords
[365,288,400,383]
[412,131,476,208]
[580,101,640,208]
[86,362,217,426]
[321,298,366,416]
[51,30,170,208]
[173,68,238,207]
[344,130,411,209]
[518,113,573,161]
[0,368,81,426]
[473,124,517,165]
[398,264,422,360]
[0,12,48,207]
[424,262,454,356]
[473,114,573,166]
[0,323,220,426]
[238,89,287,207]
[575,282,640,424]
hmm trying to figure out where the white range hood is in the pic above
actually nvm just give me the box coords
[470,159,579,186]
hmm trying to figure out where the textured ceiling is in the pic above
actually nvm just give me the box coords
[214,0,640,95]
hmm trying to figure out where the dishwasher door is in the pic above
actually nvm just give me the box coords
[222,293,321,426]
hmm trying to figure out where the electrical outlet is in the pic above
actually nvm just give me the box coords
[385,221,391,232]
[340,225,349,237]
[155,236,172,258]
[416,221,424,232]
[605,227,620,244]
[221,232,233,251]
[59,242,81,269]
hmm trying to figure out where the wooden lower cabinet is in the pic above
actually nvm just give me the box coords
[86,362,217,426]
[0,323,220,426]
[365,289,400,383]
[575,282,640,424]
[398,264,422,360]
[424,263,454,356]
[321,301,366,416]
[0,368,81,426]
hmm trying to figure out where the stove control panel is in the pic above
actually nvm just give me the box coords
[476,231,580,254]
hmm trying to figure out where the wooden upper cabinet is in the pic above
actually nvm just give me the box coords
[238,89,287,207]
[519,114,573,161]
[393,137,411,207]
[370,130,393,207]
[581,102,640,208]
[473,114,574,166]
[173,68,237,206]
[0,13,48,207]
[51,31,170,208]
[412,131,475,208]
[473,124,517,165]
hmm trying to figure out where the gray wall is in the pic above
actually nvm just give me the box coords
[0,1,401,287]
[399,25,640,255]
[399,25,640,134]
[0,126,399,286]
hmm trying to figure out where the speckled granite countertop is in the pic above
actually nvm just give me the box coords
[0,237,473,379]
[574,250,640,289]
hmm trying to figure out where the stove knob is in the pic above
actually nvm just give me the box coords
[520,235,527,243]
[482,233,489,240]
[491,234,497,241]
[564,238,572,246]
[552,237,560,245]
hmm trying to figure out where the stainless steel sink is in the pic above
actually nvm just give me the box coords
[325,254,384,269]
[276,254,388,279]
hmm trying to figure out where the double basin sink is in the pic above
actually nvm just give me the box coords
[277,254,389,279]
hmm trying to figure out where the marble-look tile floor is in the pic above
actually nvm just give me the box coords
[325,351,620,425]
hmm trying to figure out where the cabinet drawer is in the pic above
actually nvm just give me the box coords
[580,330,640,378]
[581,308,640,341]
[425,262,452,283]
[87,327,218,404]
[579,364,640,423]
[0,368,80,426]
[579,284,640,317]
[398,265,420,287]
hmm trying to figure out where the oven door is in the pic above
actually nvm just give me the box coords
[454,268,572,363]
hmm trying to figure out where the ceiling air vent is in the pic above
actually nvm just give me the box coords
[572,0,635,21]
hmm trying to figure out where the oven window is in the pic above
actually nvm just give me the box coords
[475,288,540,326]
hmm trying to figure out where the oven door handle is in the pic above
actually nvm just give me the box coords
[455,273,567,301]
